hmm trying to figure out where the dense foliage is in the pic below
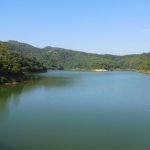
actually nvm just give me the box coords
[0,42,47,84]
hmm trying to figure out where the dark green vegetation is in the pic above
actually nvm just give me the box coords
[4,40,150,71]
[0,42,47,84]
[0,40,150,84]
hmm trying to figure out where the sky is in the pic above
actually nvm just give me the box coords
[0,0,150,55]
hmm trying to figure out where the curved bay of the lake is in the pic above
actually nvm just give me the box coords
[0,71,150,150]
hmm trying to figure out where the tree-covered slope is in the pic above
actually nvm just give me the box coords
[3,41,120,70]
[0,42,47,84]
[0,40,150,84]
[4,40,150,71]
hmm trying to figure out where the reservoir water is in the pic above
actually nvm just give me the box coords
[0,71,150,150]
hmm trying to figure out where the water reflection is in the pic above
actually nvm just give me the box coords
[0,75,74,118]
[0,85,23,119]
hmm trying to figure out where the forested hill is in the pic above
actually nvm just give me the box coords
[3,40,150,71]
[0,41,47,84]
[0,40,150,84]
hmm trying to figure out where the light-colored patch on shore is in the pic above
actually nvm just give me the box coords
[92,69,108,72]
[138,70,150,74]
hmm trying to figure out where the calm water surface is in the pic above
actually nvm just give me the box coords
[0,71,150,150]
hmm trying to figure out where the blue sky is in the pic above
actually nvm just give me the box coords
[0,0,150,55]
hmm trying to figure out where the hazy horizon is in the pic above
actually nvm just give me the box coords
[0,0,150,55]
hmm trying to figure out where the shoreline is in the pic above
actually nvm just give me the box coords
[1,69,150,86]
[91,69,108,72]
[0,75,28,86]
[138,70,150,74]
